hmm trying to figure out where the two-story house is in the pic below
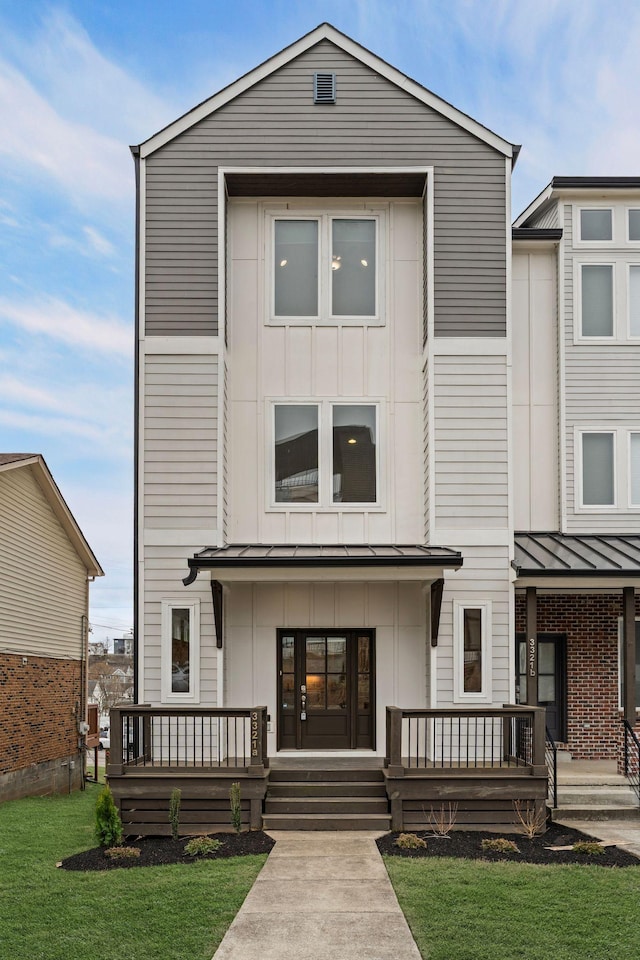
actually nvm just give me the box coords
[513,180,640,766]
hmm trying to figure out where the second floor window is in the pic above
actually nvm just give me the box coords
[273,402,378,506]
[578,428,640,510]
[271,214,380,322]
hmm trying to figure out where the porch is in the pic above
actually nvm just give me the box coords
[107,703,548,833]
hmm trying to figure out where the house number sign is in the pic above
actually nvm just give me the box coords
[251,711,258,757]
[528,637,536,678]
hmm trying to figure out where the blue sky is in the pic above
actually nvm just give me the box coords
[1,0,639,646]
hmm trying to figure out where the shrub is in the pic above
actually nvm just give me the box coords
[95,785,123,848]
[105,846,141,860]
[425,802,458,838]
[513,799,547,838]
[481,837,520,854]
[169,788,182,841]
[572,841,605,856]
[395,833,427,850]
[185,836,222,857]
[230,782,243,834]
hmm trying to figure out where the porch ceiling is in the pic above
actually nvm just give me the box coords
[183,543,462,585]
[513,532,640,585]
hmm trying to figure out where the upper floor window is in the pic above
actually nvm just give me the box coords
[580,264,613,337]
[580,431,615,506]
[629,210,640,242]
[580,208,612,242]
[577,428,640,510]
[270,212,383,324]
[272,401,378,507]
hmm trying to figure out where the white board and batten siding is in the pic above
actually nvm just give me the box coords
[0,466,88,660]
[562,202,640,533]
[140,351,220,704]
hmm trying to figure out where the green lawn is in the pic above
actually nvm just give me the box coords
[0,784,266,960]
[385,856,640,960]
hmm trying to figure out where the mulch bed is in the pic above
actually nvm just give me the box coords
[59,831,275,871]
[377,823,640,868]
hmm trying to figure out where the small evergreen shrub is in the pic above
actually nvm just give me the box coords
[230,782,243,834]
[395,833,427,850]
[184,836,222,857]
[481,837,520,854]
[95,785,123,848]
[572,841,605,856]
[169,788,182,841]
[105,846,141,860]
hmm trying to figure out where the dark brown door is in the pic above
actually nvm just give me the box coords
[278,630,375,749]
[516,633,566,742]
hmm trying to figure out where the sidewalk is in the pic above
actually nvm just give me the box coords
[213,831,421,960]
[556,818,640,859]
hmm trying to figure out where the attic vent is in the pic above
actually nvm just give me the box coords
[314,72,336,104]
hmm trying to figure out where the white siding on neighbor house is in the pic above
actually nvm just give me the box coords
[0,466,88,659]
[224,579,427,756]
[226,198,425,545]
[562,202,640,531]
[140,350,220,705]
[432,353,509,529]
[512,248,559,530]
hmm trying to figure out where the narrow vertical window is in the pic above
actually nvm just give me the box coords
[629,210,640,242]
[332,404,377,503]
[581,432,615,506]
[631,434,640,506]
[274,220,318,317]
[331,219,376,316]
[171,608,190,693]
[581,265,613,336]
[630,266,640,336]
[580,209,612,241]
[274,405,319,503]
[463,608,482,693]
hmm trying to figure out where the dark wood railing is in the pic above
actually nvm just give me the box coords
[107,706,269,777]
[385,705,547,776]
[623,718,640,804]
[545,726,558,808]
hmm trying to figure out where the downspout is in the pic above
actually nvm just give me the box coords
[131,143,141,704]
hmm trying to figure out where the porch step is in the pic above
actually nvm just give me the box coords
[557,785,638,807]
[262,813,392,831]
[551,805,640,822]
[263,765,390,830]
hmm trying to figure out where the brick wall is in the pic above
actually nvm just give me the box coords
[0,652,83,800]
[515,592,640,760]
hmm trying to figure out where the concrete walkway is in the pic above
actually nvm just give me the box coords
[212,831,422,960]
[557,818,640,859]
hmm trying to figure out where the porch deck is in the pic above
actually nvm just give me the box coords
[107,704,549,833]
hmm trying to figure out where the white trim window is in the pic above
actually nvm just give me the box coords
[579,431,616,508]
[271,400,379,508]
[629,209,640,243]
[453,600,492,702]
[578,207,613,243]
[579,263,614,338]
[617,618,640,711]
[269,210,384,324]
[161,599,200,703]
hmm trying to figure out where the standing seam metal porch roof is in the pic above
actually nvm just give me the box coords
[184,544,463,583]
[513,533,640,577]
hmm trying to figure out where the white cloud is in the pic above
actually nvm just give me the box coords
[0,296,132,357]
[83,226,115,257]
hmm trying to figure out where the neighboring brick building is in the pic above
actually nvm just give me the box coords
[0,454,103,801]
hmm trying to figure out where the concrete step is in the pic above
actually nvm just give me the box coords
[551,804,640,822]
[557,786,638,807]
[268,768,384,783]
[267,780,387,798]
[262,812,392,831]
[265,797,389,815]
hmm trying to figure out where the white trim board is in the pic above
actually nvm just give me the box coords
[138,25,513,159]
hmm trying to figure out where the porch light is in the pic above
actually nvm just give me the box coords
[347,438,357,444]
[360,259,368,267]
[279,259,288,267]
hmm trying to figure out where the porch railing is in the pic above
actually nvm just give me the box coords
[385,705,547,774]
[545,726,558,808]
[107,706,269,777]
[623,718,640,804]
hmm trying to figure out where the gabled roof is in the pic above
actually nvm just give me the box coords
[137,23,515,160]
[514,176,640,227]
[0,454,104,577]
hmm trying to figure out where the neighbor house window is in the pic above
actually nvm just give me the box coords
[581,432,615,506]
[161,600,200,702]
[580,208,612,241]
[454,600,491,701]
[618,620,640,710]
[274,405,319,503]
[581,264,613,337]
[629,210,640,242]
[272,401,378,507]
[270,213,382,322]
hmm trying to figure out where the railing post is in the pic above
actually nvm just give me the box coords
[143,713,152,763]
[107,708,123,776]
[247,706,267,776]
[532,706,546,767]
[385,707,404,777]
[502,704,513,760]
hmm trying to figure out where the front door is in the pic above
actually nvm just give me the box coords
[278,630,375,750]
[516,633,567,742]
